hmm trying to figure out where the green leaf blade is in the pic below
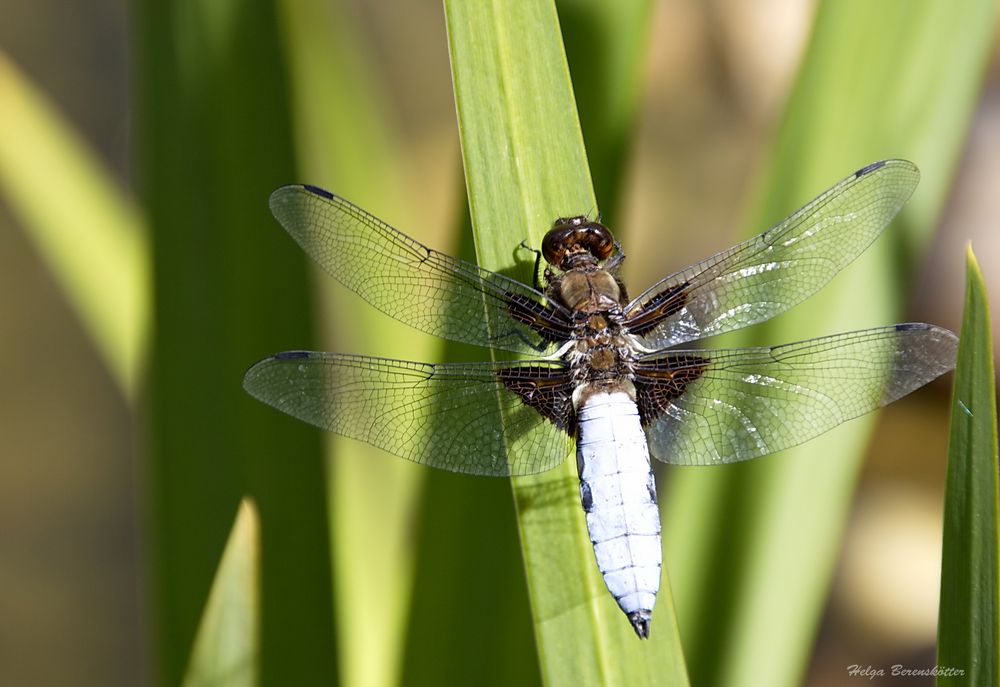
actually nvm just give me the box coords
[446,1,689,683]
[937,246,999,685]
[137,2,336,682]
[557,0,653,225]
[182,500,260,687]
[275,3,425,685]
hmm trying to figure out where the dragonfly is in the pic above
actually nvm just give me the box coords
[243,159,957,639]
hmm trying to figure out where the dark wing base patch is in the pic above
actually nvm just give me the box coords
[505,293,574,345]
[625,281,690,336]
[499,365,576,434]
[634,353,710,426]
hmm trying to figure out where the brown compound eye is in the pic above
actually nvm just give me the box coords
[541,225,575,266]
[580,224,615,260]
[542,217,616,267]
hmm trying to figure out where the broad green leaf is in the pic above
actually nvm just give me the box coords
[446,1,689,684]
[0,50,148,398]
[182,500,260,687]
[137,1,336,683]
[937,247,999,685]
[665,3,999,687]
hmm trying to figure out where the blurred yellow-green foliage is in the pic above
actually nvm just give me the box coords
[0,1,998,686]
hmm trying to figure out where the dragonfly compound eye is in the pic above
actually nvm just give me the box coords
[580,223,615,260]
[541,225,574,266]
[543,217,616,266]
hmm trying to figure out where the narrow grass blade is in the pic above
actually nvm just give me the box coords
[446,1,689,683]
[404,2,652,682]
[137,2,336,684]
[937,247,999,685]
[274,3,424,686]
[556,0,653,224]
[664,3,1000,686]
[182,500,260,687]
[0,50,148,398]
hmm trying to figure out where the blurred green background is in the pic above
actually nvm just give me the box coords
[0,1,998,685]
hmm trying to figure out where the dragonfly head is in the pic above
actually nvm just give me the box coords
[542,216,617,270]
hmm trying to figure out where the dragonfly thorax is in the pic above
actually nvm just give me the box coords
[554,269,624,313]
[565,313,638,390]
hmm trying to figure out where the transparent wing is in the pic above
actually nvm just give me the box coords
[637,324,957,465]
[269,186,571,355]
[243,352,575,476]
[625,160,921,347]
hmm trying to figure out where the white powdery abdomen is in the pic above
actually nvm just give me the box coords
[577,388,661,636]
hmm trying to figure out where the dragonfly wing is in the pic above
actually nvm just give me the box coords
[270,185,572,355]
[635,324,957,465]
[243,352,576,476]
[625,160,921,347]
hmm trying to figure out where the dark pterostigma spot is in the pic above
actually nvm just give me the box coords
[854,160,886,178]
[894,322,930,332]
[302,184,335,199]
[274,350,312,360]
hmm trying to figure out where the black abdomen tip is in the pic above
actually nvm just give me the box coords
[628,610,652,639]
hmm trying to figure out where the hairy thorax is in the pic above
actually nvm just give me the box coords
[550,267,638,393]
